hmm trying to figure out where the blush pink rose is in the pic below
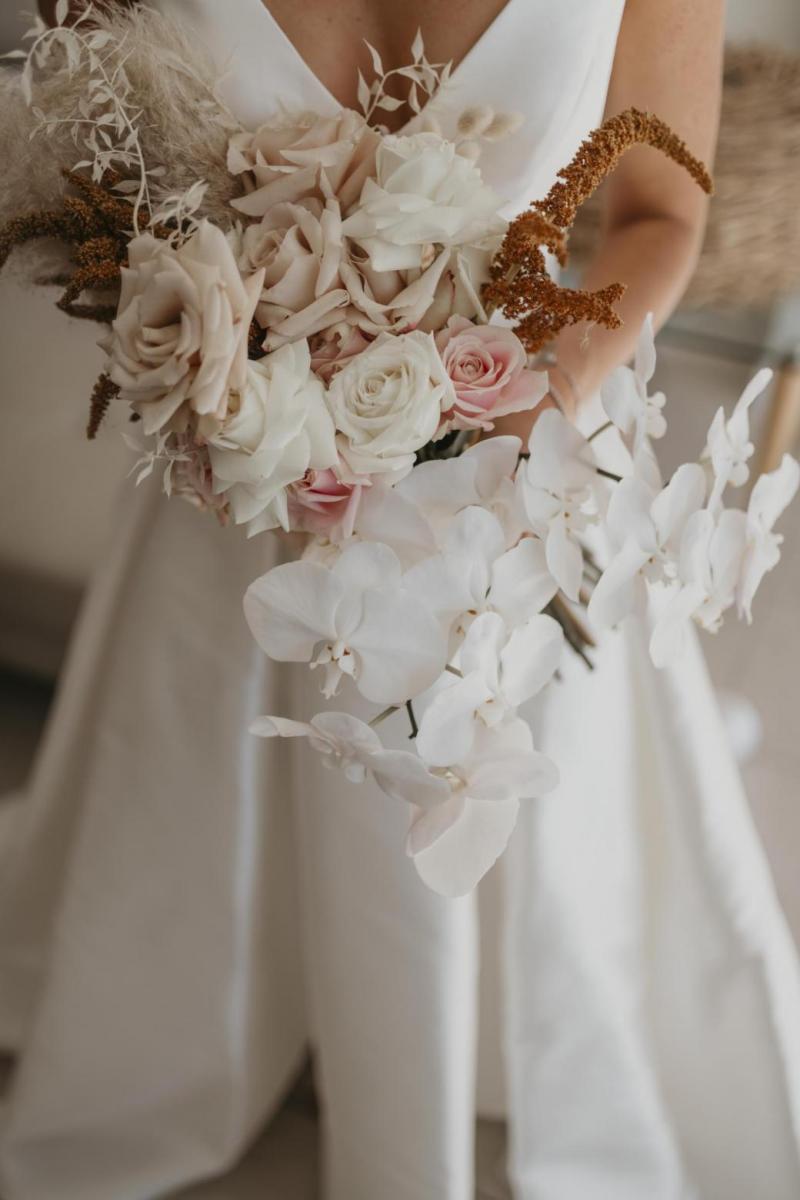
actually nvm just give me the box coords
[288,468,364,540]
[435,315,548,433]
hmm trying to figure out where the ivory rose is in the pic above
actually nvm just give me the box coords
[338,241,452,336]
[341,132,505,272]
[435,316,548,432]
[239,197,349,347]
[338,241,500,338]
[325,330,449,480]
[205,341,337,535]
[229,109,379,215]
[107,222,264,434]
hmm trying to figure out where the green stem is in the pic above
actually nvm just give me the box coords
[588,420,613,443]
[595,466,622,483]
[369,704,398,729]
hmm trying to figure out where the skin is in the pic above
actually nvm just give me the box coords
[40,0,726,428]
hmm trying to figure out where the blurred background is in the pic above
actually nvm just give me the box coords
[1,2,799,1197]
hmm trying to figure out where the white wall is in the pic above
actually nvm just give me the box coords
[726,0,800,48]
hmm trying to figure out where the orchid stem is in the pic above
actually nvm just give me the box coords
[588,420,612,443]
[369,705,398,729]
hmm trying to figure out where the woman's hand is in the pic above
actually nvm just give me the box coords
[488,363,576,445]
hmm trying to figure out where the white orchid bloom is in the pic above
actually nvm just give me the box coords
[354,438,523,567]
[517,408,598,600]
[356,480,553,643]
[465,435,530,547]
[410,718,559,897]
[588,463,707,629]
[415,611,563,766]
[738,453,800,622]
[415,506,557,630]
[392,435,523,541]
[442,504,506,606]
[244,541,448,704]
[250,711,450,806]
[466,435,524,500]
[250,711,384,782]
[397,506,508,638]
[488,536,559,624]
[704,368,772,509]
[354,481,439,567]
[601,314,667,453]
[353,502,504,635]
[649,506,748,667]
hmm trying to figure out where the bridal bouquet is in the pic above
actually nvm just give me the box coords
[2,4,797,894]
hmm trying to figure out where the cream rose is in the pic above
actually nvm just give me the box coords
[326,330,449,481]
[229,109,379,216]
[341,132,505,273]
[108,222,264,435]
[240,197,350,347]
[205,340,338,535]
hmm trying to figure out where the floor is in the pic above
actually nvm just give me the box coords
[0,341,798,1198]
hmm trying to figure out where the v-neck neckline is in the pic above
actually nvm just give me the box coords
[249,0,519,130]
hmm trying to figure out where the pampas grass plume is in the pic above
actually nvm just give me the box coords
[0,6,246,231]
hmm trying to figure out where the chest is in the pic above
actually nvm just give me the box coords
[262,0,511,128]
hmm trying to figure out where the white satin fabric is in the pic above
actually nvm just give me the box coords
[2,2,800,1198]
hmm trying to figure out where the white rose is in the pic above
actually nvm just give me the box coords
[108,222,264,435]
[205,341,338,535]
[326,331,450,481]
[341,132,505,273]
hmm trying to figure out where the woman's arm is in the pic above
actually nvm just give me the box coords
[492,0,725,431]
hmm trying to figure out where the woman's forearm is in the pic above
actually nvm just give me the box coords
[490,210,704,437]
[555,212,703,408]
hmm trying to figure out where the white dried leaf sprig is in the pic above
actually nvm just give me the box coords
[5,4,154,232]
[357,28,454,131]
[148,180,211,249]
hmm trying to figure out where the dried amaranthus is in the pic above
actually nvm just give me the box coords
[87,372,121,440]
[484,108,714,353]
[0,169,141,322]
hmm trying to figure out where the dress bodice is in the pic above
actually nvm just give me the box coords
[154,0,626,213]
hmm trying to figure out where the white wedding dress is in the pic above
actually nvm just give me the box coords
[2,2,800,1198]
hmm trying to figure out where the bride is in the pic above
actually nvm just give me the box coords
[2,1,799,1198]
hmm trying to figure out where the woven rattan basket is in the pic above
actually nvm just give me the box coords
[568,46,800,311]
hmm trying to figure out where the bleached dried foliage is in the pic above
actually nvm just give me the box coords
[356,28,453,130]
[0,2,246,234]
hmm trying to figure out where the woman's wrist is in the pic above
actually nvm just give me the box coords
[544,362,580,420]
